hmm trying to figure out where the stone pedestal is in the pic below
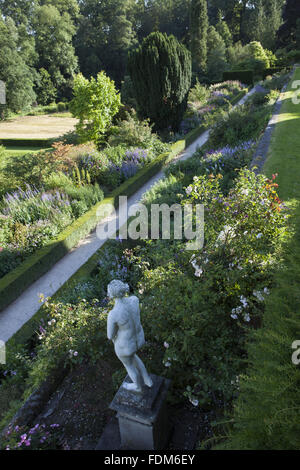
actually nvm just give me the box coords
[109,374,171,450]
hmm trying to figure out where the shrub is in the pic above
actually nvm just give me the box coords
[208,104,271,148]
[57,102,67,112]
[69,72,121,144]
[108,111,169,158]
[188,81,210,109]
[128,32,192,131]
[28,298,109,387]
[262,71,290,91]
[132,170,288,406]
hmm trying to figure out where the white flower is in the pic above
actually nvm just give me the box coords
[190,398,199,407]
[253,290,264,302]
[73,351,78,357]
[193,176,199,182]
[231,313,238,320]
[240,296,248,308]
[243,231,248,235]
[194,268,203,277]
[164,342,169,349]
[241,189,249,196]
[216,225,235,245]
[186,186,193,195]
[244,313,251,322]
[191,259,199,269]
[263,287,270,295]
[164,361,171,368]
[256,233,263,239]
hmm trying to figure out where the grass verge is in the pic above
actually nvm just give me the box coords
[217,67,300,450]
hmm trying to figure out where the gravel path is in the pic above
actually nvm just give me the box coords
[0,88,257,343]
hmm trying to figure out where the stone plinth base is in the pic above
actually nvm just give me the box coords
[109,374,171,450]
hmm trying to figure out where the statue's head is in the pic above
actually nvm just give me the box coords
[107,280,129,299]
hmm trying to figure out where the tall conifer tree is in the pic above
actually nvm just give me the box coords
[189,0,208,72]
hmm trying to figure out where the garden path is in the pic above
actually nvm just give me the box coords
[0,87,257,343]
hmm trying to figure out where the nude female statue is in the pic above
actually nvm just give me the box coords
[107,280,153,393]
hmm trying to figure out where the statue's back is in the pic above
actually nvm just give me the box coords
[125,296,145,350]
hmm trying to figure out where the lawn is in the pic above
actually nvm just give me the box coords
[221,66,300,450]
[0,114,77,139]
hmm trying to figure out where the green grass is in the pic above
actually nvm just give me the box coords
[2,146,48,157]
[218,67,300,450]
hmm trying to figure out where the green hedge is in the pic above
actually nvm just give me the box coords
[0,138,52,148]
[260,67,286,79]
[228,89,248,106]
[223,70,254,86]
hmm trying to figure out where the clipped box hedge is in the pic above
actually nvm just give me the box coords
[223,70,254,86]
[260,67,286,79]
[0,138,52,148]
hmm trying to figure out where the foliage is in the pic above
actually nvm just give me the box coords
[0,176,103,279]
[132,169,287,406]
[206,26,228,82]
[28,297,109,387]
[188,81,210,109]
[216,62,300,451]
[108,111,169,157]
[208,102,272,148]
[190,0,208,72]
[128,32,192,131]
[1,423,62,450]
[33,3,78,99]
[216,12,232,48]
[120,75,137,109]
[276,0,300,50]
[0,16,36,116]
[69,72,121,144]
[35,68,57,106]
[75,0,138,85]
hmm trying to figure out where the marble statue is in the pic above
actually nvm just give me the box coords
[107,280,153,393]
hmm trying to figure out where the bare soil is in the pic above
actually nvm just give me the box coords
[36,359,116,450]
